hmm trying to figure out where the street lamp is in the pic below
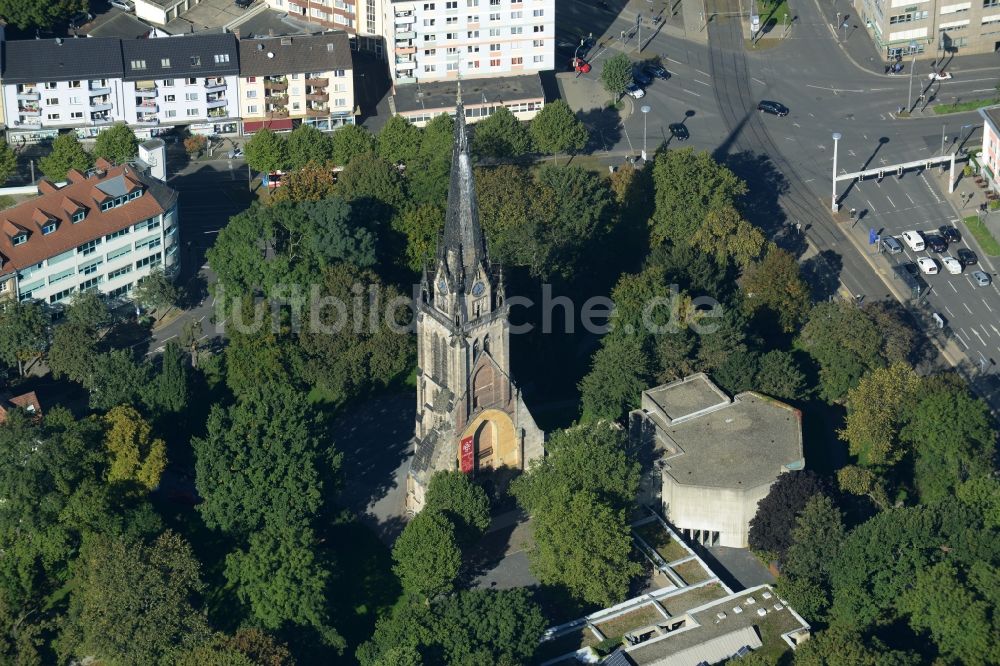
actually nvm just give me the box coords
[573,37,585,71]
[831,132,842,212]
[906,41,918,111]
[941,123,947,155]
[641,105,651,161]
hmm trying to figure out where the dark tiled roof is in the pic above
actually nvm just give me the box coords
[0,161,176,271]
[392,74,545,114]
[237,32,352,77]
[121,33,238,80]
[438,102,487,290]
[1,37,125,84]
[88,13,155,40]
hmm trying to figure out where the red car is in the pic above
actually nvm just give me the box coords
[572,58,592,73]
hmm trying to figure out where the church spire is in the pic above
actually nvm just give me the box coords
[438,87,487,290]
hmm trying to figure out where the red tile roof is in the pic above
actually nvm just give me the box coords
[0,164,177,271]
[0,391,42,424]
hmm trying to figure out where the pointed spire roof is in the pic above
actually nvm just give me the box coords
[438,93,488,290]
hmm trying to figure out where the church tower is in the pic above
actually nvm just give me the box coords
[406,96,544,512]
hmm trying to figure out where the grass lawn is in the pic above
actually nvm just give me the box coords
[754,610,805,662]
[532,628,597,663]
[634,521,689,563]
[934,97,1000,115]
[661,583,728,616]
[672,559,711,585]
[964,215,1000,256]
[0,195,16,210]
[594,603,665,639]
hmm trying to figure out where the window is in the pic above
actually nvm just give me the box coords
[161,58,171,67]
[446,0,457,6]
[490,0,500,4]
[71,111,83,119]
[186,109,199,117]
[12,233,27,246]
[889,10,928,22]
[532,24,544,31]
[46,98,58,105]
[247,105,258,114]
[108,264,132,279]
[135,235,162,252]
[185,77,197,85]
[511,25,523,33]
[46,113,60,120]
[468,60,480,68]
[986,0,1000,7]
[108,283,132,298]
[424,64,437,72]
[79,277,100,291]
[423,2,435,7]
[45,82,57,89]
[190,56,201,66]
[425,48,437,55]
[248,76,257,83]
[77,239,101,256]
[106,228,128,241]
[511,10,522,17]
[490,58,501,66]
[49,287,76,303]
[533,39,544,46]
[333,69,346,77]
[80,259,102,276]
[185,92,199,101]
[489,27,500,35]
[447,62,459,70]
[423,18,435,25]
[533,54,544,62]
[70,80,81,88]
[490,42,501,50]
[135,252,162,269]
[467,45,480,52]
[489,12,500,19]
[163,79,174,86]
[165,109,177,118]
[467,0,479,6]
[48,267,75,285]
[447,32,457,39]
[164,94,176,102]
[532,7,543,15]
[41,222,56,235]
[214,53,230,63]
[291,73,300,79]
[247,90,258,98]
[446,16,458,23]
[334,97,347,107]
[130,59,146,70]
[512,56,523,64]
[135,217,160,232]
[291,102,300,110]
[107,245,131,261]
[69,96,81,105]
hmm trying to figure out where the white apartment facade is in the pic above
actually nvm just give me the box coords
[385,0,555,87]
[858,0,1000,57]
[0,159,179,306]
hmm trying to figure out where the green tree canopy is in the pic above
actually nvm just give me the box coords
[748,471,834,557]
[103,405,167,491]
[48,319,99,384]
[0,300,48,376]
[579,333,651,423]
[839,363,922,467]
[740,244,812,332]
[269,161,338,203]
[424,471,491,543]
[797,301,888,402]
[0,143,17,185]
[471,107,533,158]
[132,269,179,311]
[0,0,86,29]
[39,132,93,182]
[93,123,139,164]
[245,128,289,173]
[474,164,555,272]
[142,340,190,417]
[301,197,377,267]
[84,349,151,410]
[331,125,376,165]
[286,123,333,170]
[377,115,423,166]
[780,494,845,621]
[176,629,293,666]
[336,151,406,209]
[753,350,808,401]
[529,100,589,160]
[793,626,920,666]
[392,203,444,271]
[391,510,462,600]
[691,204,765,269]
[601,53,633,100]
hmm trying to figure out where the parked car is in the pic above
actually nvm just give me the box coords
[918,257,939,275]
[227,148,244,159]
[958,248,978,266]
[235,0,254,7]
[901,230,925,252]
[973,270,992,287]
[881,236,903,254]
[929,71,953,81]
[942,256,963,274]
[69,12,93,28]
[110,0,134,10]
[625,84,645,99]
[643,64,670,80]
[634,70,653,87]
[925,234,948,253]
[939,225,961,243]
[668,123,689,141]
[757,100,789,116]
[902,261,919,277]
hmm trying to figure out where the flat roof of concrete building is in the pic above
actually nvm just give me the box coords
[392,74,544,114]
[980,106,1000,134]
[645,374,731,424]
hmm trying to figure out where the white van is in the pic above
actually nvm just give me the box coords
[901,230,925,252]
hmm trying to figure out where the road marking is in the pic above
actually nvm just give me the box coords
[973,328,987,346]
[985,298,994,312]
[793,122,801,128]
[964,302,974,314]
[752,77,766,85]
[694,79,711,86]
[682,89,701,96]
[666,57,684,65]
[866,199,876,213]
[983,325,993,338]
[992,324,1000,337]
[956,335,969,350]
[944,305,955,317]
[886,196,895,207]
[958,328,970,344]
[948,281,958,292]
[695,69,711,77]
[905,193,915,204]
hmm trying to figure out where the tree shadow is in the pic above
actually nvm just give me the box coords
[578,106,624,155]
[724,150,790,239]
[800,249,844,301]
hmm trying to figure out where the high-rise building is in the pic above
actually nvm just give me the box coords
[857,0,1000,58]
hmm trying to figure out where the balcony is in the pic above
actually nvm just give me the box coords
[204,78,227,92]
[90,99,113,112]
[136,100,158,111]
[306,92,328,102]
[18,107,41,117]
[266,94,288,104]
[396,60,416,71]
[396,45,417,55]
[206,97,227,109]
[395,30,416,40]
[135,117,158,125]
[16,90,40,101]
[91,113,113,124]
[395,13,416,24]
[305,77,328,86]
[89,81,111,95]
[208,108,228,118]
[135,85,157,97]
[264,80,288,92]
[14,120,42,129]
[305,107,329,117]
[265,109,289,119]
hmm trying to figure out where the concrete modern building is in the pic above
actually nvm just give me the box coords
[390,74,544,126]
[384,0,554,88]
[629,374,805,548]
[406,98,543,511]
[978,105,1000,191]
[264,0,365,33]
[134,0,206,26]
[120,34,241,138]
[0,157,179,306]
[856,0,1000,58]
[237,32,356,133]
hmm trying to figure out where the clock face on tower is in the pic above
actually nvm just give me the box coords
[438,279,448,294]
[472,281,485,297]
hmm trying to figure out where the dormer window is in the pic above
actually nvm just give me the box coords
[191,56,201,66]
[100,200,113,211]
[12,233,27,246]
[41,222,57,235]
[72,210,85,223]
[129,190,142,200]
[131,59,146,70]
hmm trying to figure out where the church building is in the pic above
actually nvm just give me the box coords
[406,97,545,512]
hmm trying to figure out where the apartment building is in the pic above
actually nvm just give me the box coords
[237,32,356,133]
[385,0,554,87]
[0,158,179,306]
[857,0,1000,57]
[1,37,127,145]
[978,105,1000,192]
[121,34,241,137]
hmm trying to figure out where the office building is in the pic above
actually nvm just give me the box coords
[857,0,1000,57]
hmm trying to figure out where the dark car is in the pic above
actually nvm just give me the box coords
[757,100,789,116]
[958,248,978,266]
[925,234,948,253]
[643,64,670,80]
[235,0,254,7]
[668,123,689,141]
[939,225,961,243]
[633,70,653,87]
[902,261,919,277]
[69,12,93,28]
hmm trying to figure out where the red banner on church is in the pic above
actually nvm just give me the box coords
[460,436,475,474]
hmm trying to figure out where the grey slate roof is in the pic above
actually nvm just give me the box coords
[393,74,544,114]
[88,13,155,39]
[1,37,125,84]
[120,33,238,80]
[238,32,352,77]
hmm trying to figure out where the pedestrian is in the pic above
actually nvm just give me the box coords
[850,207,857,219]
[796,222,802,235]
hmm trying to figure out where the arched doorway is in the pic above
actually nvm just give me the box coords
[474,419,495,471]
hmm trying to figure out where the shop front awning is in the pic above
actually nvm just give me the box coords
[242,119,294,133]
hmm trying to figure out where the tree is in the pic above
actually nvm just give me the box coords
[392,204,444,271]
[58,531,210,665]
[225,522,344,649]
[650,147,747,246]
[836,465,889,509]
[529,100,588,161]
[793,626,920,666]
[286,123,332,170]
[754,350,807,401]
[0,300,48,376]
[424,471,491,542]
[93,122,139,164]
[601,53,633,100]
[104,405,167,491]
[471,106,533,158]
[301,197,377,267]
[533,165,613,278]
[38,132,92,182]
[142,340,189,417]
[245,128,288,174]
[177,629,293,666]
[839,363,922,467]
[748,471,833,557]
[0,143,17,185]
[132,268,179,311]
[474,165,552,270]
[269,161,337,203]
[0,0,86,29]
[781,494,845,620]
[331,124,376,166]
[85,349,150,410]
[741,245,811,332]
[579,333,651,423]
[67,289,110,329]
[798,301,887,403]
[691,204,765,268]
[194,384,332,536]
[392,510,462,600]
[378,115,423,166]
[336,151,406,209]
